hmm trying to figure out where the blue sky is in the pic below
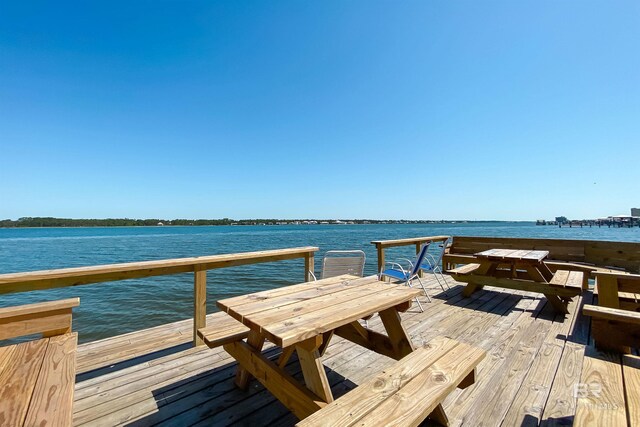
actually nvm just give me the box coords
[1,1,638,221]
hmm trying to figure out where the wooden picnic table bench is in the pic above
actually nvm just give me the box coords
[199,274,423,420]
[450,249,584,314]
[0,298,79,426]
[296,336,485,427]
[443,235,640,282]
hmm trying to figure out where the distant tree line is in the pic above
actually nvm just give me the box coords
[0,217,234,228]
[0,217,477,228]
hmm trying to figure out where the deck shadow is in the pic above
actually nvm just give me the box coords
[76,341,193,382]
[438,286,531,316]
[128,347,357,427]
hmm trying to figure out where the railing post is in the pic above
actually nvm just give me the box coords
[305,252,315,282]
[194,267,207,346]
[377,244,385,277]
[416,243,424,277]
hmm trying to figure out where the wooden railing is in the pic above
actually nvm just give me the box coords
[371,236,450,274]
[0,247,319,346]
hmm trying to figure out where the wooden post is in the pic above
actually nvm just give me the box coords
[596,274,620,309]
[305,252,315,282]
[377,244,385,276]
[194,267,207,346]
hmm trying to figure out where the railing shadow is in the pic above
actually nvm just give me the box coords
[77,341,193,382]
[125,346,357,427]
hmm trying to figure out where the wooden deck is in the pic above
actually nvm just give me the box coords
[72,275,636,426]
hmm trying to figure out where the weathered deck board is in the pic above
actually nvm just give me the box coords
[72,275,633,426]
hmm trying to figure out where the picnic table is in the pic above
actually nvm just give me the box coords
[213,275,421,420]
[450,249,584,314]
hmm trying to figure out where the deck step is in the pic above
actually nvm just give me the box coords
[197,312,250,348]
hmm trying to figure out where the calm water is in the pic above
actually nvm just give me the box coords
[1,222,639,343]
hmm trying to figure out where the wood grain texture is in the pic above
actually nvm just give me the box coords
[24,333,77,427]
[197,312,250,348]
[296,336,462,426]
[234,330,265,390]
[223,340,325,420]
[193,267,207,346]
[0,339,48,426]
[266,286,420,347]
[0,310,73,341]
[378,307,414,359]
[220,276,419,348]
[347,339,484,427]
[296,338,333,404]
[0,298,79,319]
[575,346,626,426]
[623,354,640,427]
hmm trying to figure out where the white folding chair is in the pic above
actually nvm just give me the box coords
[310,250,366,280]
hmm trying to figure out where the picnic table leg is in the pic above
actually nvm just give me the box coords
[461,261,494,297]
[462,282,483,297]
[543,294,570,314]
[524,265,547,282]
[427,403,450,426]
[318,331,334,356]
[523,265,570,314]
[278,346,296,368]
[223,340,325,419]
[379,308,414,359]
[296,336,334,403]
[538,262,554,281]
[235,330,265,390]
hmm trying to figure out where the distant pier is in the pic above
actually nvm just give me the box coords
[536,217,640,228]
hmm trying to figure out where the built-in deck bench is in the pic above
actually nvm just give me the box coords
[296,336,485,427]
[583,272,640,353]
[197,311,250,348]
[0,298,79,426]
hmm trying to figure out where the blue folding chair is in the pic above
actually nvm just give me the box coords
[419,241,451,295]
[379,243,432,312]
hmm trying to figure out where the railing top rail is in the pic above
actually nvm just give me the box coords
[371,235,450,248]
[449,235,640,247]
[0,246,319,295]
[594,271,640,278]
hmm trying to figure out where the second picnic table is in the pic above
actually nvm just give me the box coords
[214,274,421,420]
[451,248,585,314]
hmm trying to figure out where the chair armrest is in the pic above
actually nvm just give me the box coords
[396,258,415,270]
[421,253,438,267]
[583,304,640,325]
[0,298,80,340]
[384,262,407,273]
